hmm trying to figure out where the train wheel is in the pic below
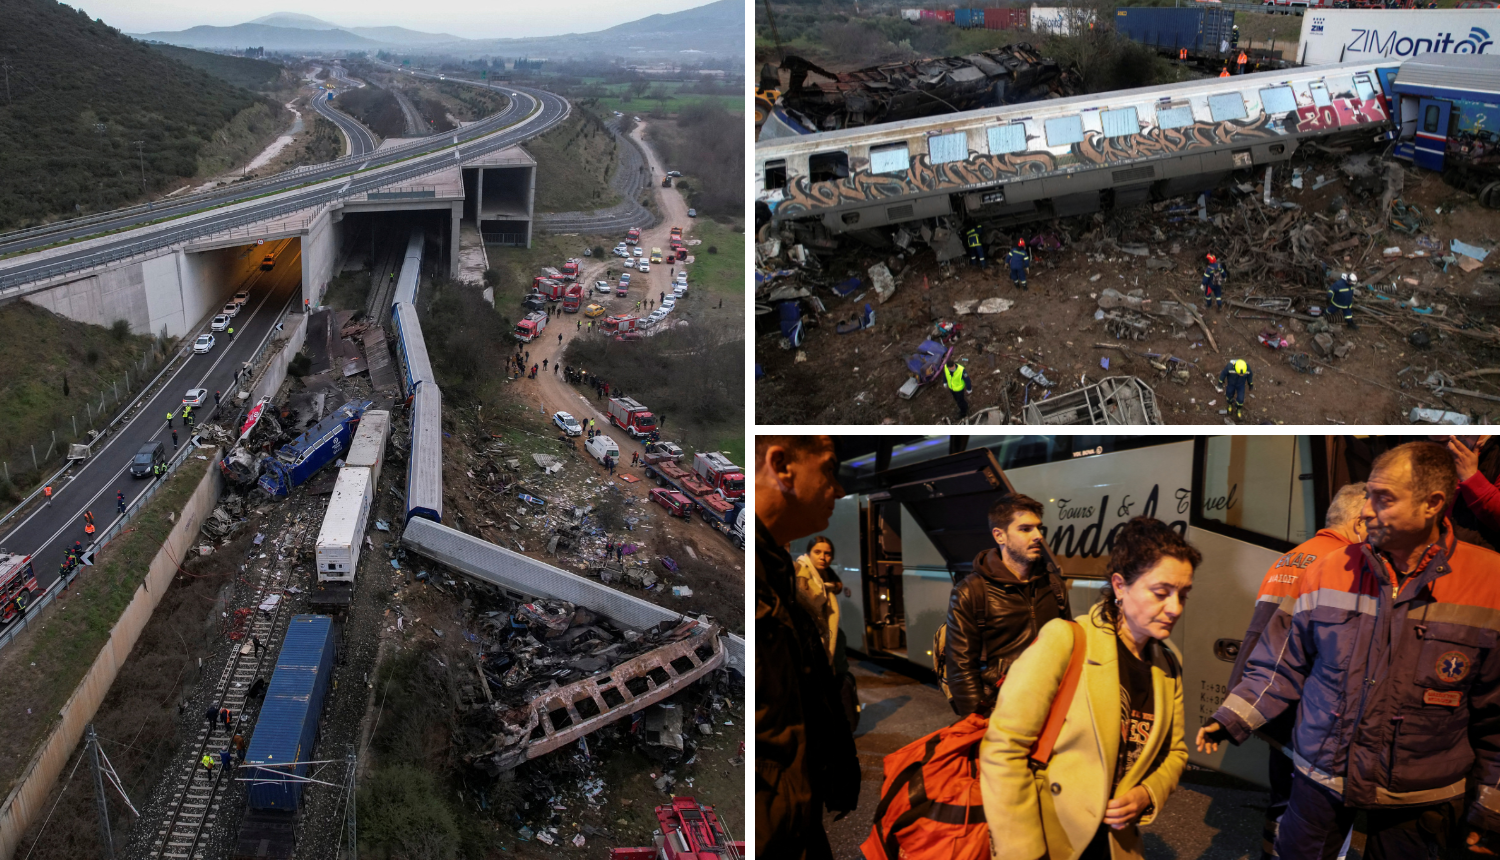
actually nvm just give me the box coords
[1481,182,1500,210]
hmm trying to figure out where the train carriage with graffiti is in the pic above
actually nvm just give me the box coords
[756,60,1395,233]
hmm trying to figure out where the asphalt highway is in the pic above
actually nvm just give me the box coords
[0,85,567,293]
[0,243,303,595]
[310,91,379,157]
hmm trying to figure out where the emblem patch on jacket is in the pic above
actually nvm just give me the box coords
[1436,651,1472,684]
[1424,689,1463,707]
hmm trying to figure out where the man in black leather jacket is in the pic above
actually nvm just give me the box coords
[756,435,861,860]
[943,493,1071,716]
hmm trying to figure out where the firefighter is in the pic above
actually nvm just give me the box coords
[1231,24,1240,49]
[116,491,125,514]
[944,358,970,419]
[964,224,987,269]
[1219,359,1254,420]
[1202,254,1226,310]
[1007,239,1032,290]
[1328,271,1358,329]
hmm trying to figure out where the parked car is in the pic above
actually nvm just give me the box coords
[672,284,687,299]
[688,208,696,218]
[232,290,250,307]
[584,303,607,317]
[666,170,681,178]
[674,272,687,286]
[553,411,582,437]
[585,433,620,466]
[193,334,216,354]
[633,248,643,257]
[211,314,230,332]
[648,309,669,324]
[221,303,239,318]
[623,258,637,269]
[650,488,694,517]
[182,388,208,407]
[620,273,631,286]
[522,294,547,312]
[638,262,650,273]
[130,440,167,478]
[660,297,676,311]
[595,280,613,294]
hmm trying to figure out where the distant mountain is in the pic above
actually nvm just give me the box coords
[132,23,384,51]
[134,0,743,58]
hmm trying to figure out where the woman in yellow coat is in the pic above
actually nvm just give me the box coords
[979,517,1198,860]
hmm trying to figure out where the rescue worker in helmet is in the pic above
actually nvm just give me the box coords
[1202,254,1226,311]
[1219,359,1254,421]
[965,224,988,269]
[1007,239,1032,290]
[1327,271,1357,330]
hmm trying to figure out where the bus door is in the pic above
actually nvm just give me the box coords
[1416,98,1454,171]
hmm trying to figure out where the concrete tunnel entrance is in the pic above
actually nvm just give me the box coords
[333,210,453,297]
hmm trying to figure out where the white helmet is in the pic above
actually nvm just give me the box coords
[1348,272,1359,285]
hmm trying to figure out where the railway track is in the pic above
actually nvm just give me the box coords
[139,553,301,860]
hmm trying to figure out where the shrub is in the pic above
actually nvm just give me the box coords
[707,246,718,255]
[482,268,501,288]
[111,319,131,340]
[86,347,100,364]
[288,351,312,377]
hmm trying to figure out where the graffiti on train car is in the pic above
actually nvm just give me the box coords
[772,96,1388,217]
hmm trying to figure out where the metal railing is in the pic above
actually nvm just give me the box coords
[481,232,528,246]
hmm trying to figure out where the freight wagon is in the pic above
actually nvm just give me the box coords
[315,466,373,582]
[344,409,390,489]
[1114,6,1236,58]
[984,7,1030,30]
[243,615,337,811]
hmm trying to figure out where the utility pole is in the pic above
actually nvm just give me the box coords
[132,140,145,191]
[87,725,115,860]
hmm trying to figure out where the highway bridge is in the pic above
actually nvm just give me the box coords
[0,73,572,624]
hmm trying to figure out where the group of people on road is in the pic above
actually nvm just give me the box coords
[757,435,1500,860]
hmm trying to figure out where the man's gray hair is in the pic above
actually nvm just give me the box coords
[1326,482,1367,529]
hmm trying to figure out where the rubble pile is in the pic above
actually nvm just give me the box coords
[758,146,1500,424]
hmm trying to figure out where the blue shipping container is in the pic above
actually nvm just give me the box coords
[1114,7,1234,55]
[956,8,986,28]
[245,615,336,811]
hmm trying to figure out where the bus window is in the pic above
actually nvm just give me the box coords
[808,151,849,184]
[764,159,787,190]
[1195,436,1320,549]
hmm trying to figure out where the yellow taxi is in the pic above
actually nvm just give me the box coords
[584,302,607,317]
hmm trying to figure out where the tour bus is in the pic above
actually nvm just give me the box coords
[821,434,1358,787]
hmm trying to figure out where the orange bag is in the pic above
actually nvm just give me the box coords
[861,621,1084,860]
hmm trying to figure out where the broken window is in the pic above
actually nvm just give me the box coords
[1101,107,1138,139]
[1209,93,1247,122]
[928,131,968,164]
[869,143,911,174]
[1354,74,1377,102]
[1157,105,1195,129]
[1259,86,1297,115]
[1044,115,1084,147]
[1310,81,1331,108]
[987,122,1028,154]
[764,159,787,190]
[808,151,849,184]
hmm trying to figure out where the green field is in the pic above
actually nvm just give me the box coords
[594,81,743,115]
[687,219,746,296]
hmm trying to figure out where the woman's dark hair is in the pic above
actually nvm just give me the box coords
[1097,517,1202,628]
[806,535,835,561]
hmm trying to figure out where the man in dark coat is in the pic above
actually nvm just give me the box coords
[943,493,1070,717]
[756,435,860,860]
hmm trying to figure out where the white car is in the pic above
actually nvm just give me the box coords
[667,170,681,177]
[193,334,216,354]
[632,248,643,257]
[674,272,687,286]
[660,297,676,311]
[647,309,668,324]
[221,303,239,318]
[553,411,582,437]
[620,273,631,286]
[232,290,250,307]
[623,258,637,269]
[595,280,612,294]
[632,116,641,122]
[211,314,231,331]
[182,388,208,407]
[672,284,688,299]
[638,262,650,273]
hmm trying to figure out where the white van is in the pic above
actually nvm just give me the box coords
[585,434,620,465]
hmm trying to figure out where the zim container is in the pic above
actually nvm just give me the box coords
[244,615,336,811]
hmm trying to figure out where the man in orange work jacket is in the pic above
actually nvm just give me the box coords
[1226,482,1367,860]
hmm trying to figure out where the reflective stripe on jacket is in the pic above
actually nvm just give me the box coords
[1213,523,1500,820]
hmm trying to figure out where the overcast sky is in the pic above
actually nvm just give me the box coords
[81,0,717,39]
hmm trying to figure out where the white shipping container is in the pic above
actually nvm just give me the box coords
[346,410,390,489]
[1298,9,1500,66]
[901,8,921,21]
[316,466,373,582]
[1030,6,1093,36]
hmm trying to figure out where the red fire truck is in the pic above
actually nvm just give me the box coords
[0,553,40,626]
[608,798,745,859]
[606,396,657,438]
[692,451,745,500]
[562,284,584,313]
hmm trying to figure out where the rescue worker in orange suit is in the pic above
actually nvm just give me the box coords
[1220,66,1231,78]
[1220,359,1253,421]
[1237,51,1248,75]
[1203,254,1226,310]
[1226,482,1367,860]
[1007,239,1032,290]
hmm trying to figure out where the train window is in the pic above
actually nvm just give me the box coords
[1157,105,1195,129]
[1310,81,1331,108]
[869,143,910,174]
[1101,107,1138,138]
[808,151,849,184]
[1354,74,1377,101]
[764,159,787,190]
[1424,104,1441,133]
[928,131,968,164]
[1044,115,1084,147]
[1259,86,1297,115]
[1208,93,1247,122]
[987,123,1028,154]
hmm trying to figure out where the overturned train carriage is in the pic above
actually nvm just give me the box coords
[756,60,1395,234]
[767,45,1081,135]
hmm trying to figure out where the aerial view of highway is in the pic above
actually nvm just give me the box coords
[0,1,745,857]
